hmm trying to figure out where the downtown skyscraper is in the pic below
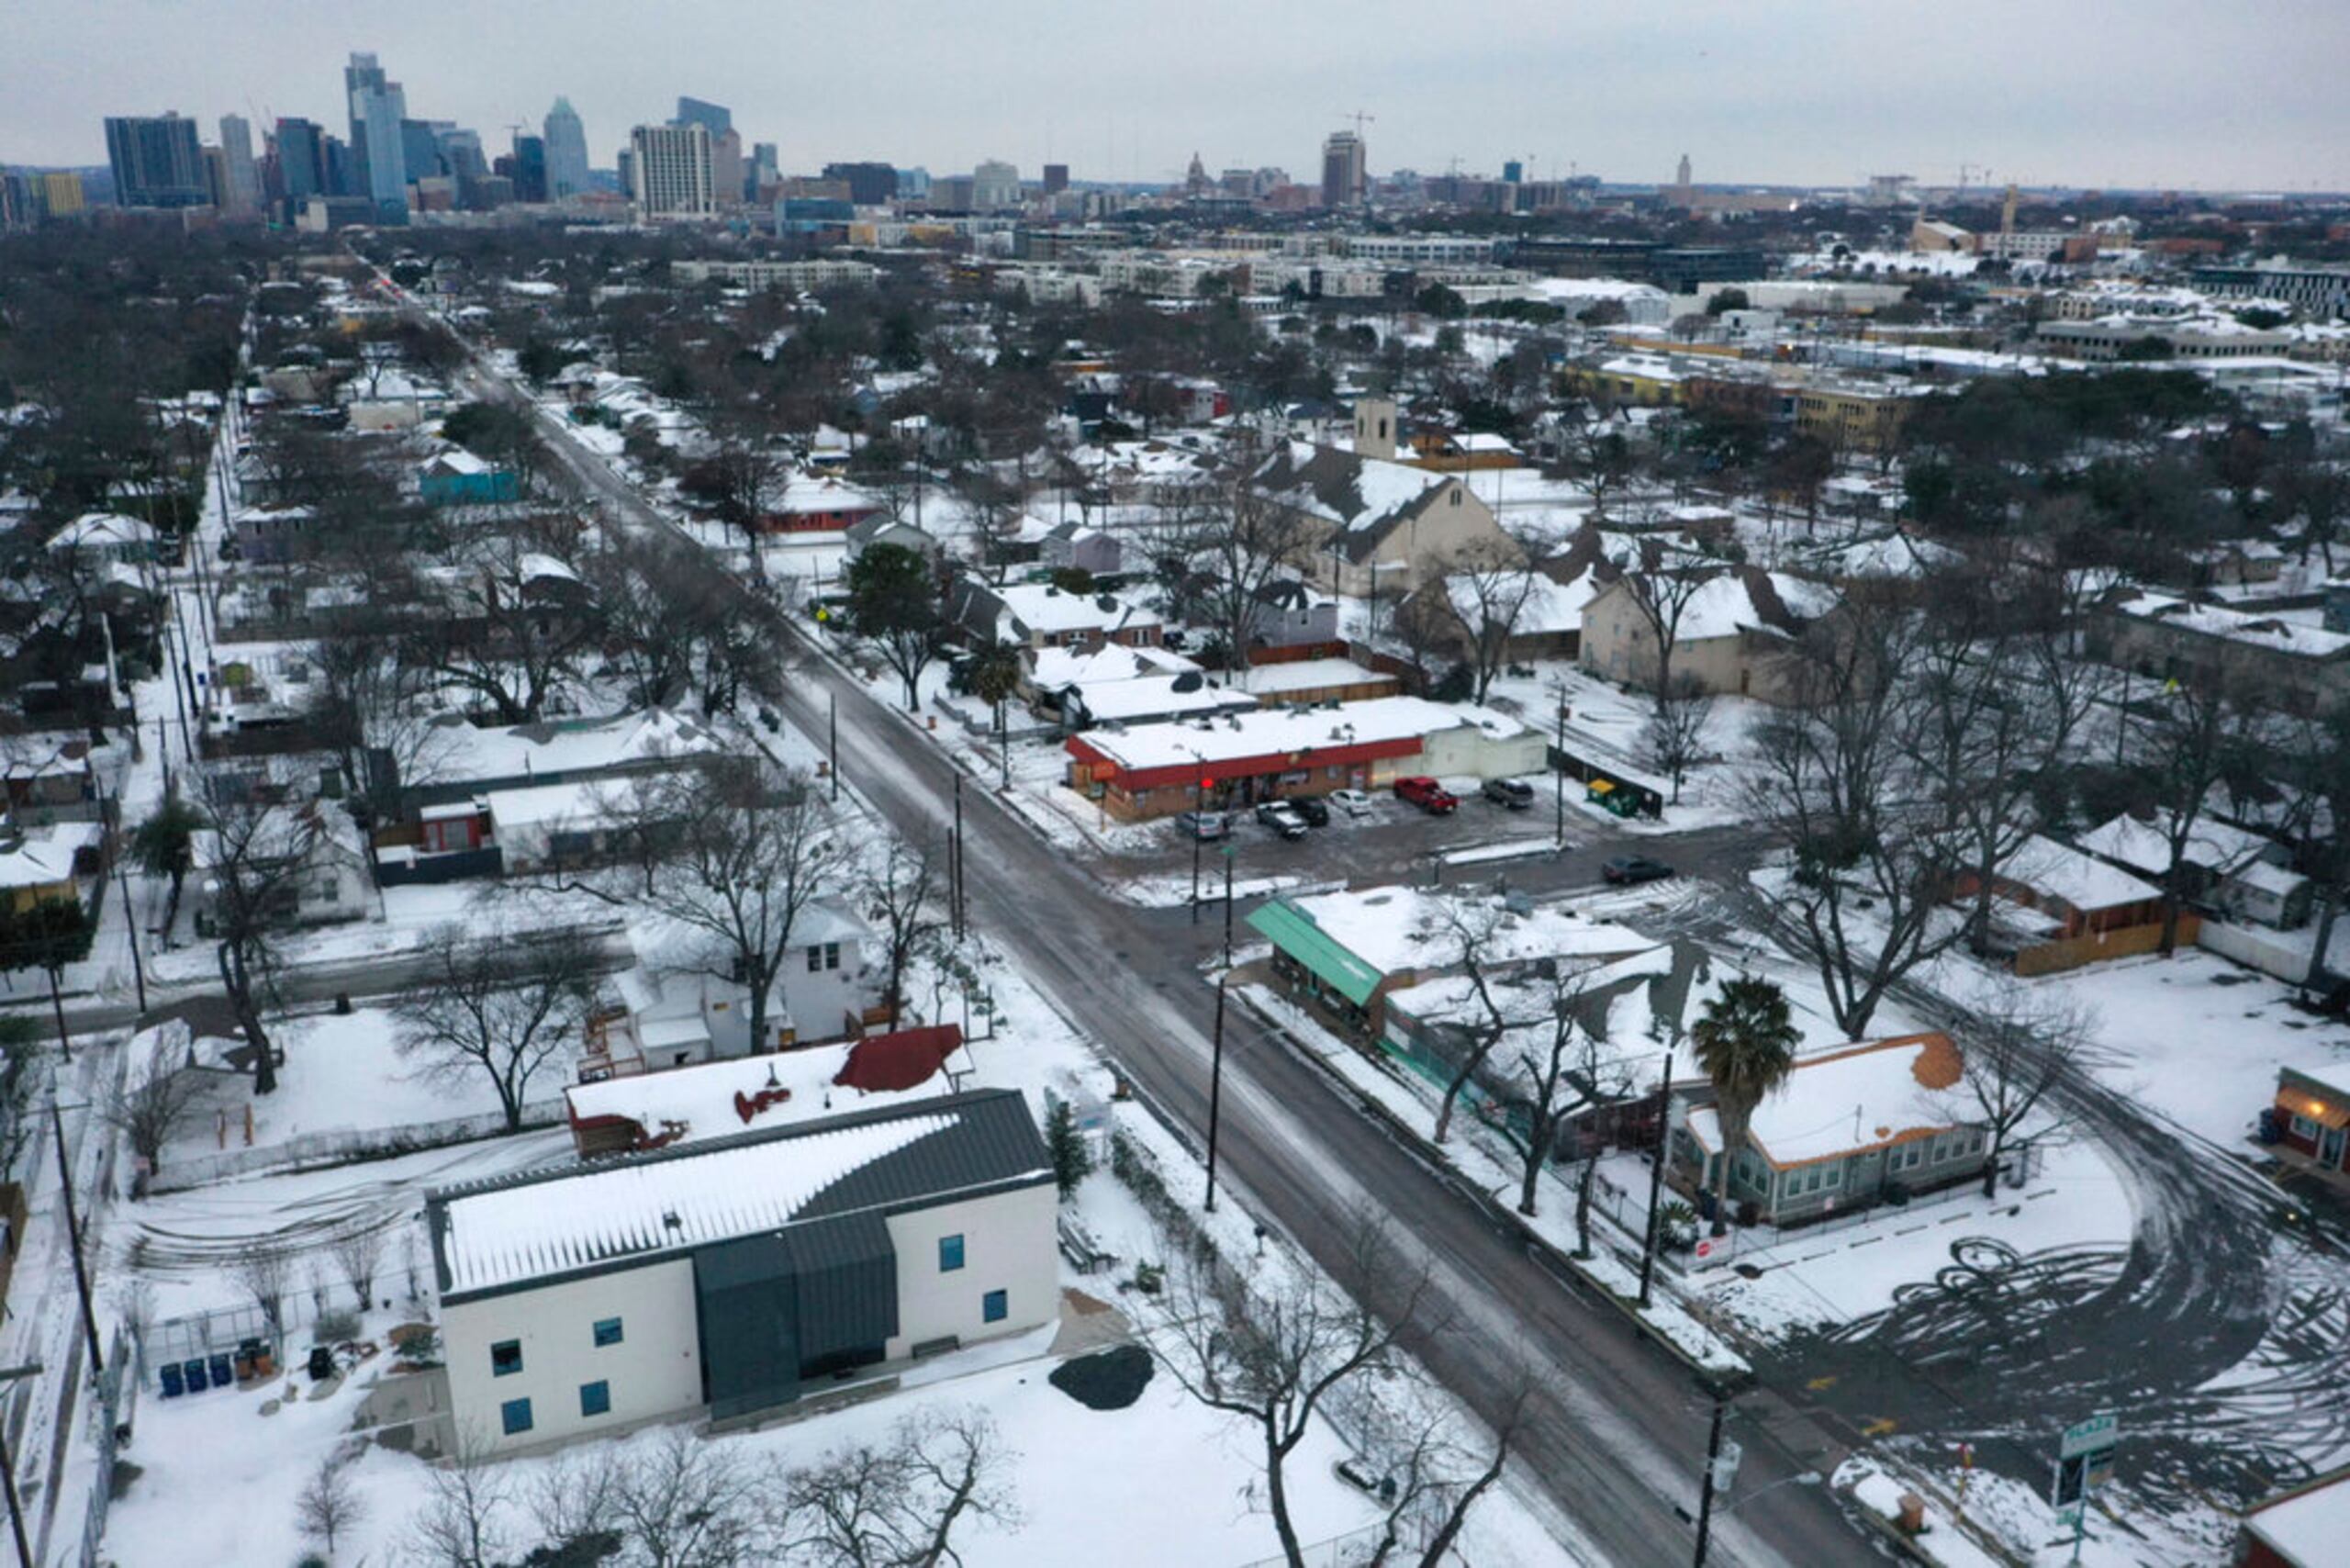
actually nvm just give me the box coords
[344,50,408,219]
[543,96,590,201]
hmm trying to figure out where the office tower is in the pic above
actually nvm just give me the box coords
[509,134,547,203]
[218,114,261,214]
[543,96,590,200]
[274,118,327,200]
[104,114,210,207]
[674,96,731,139]
[0,171,30,230]
[436,128,487,183]
[401,120,445,185]
[822,162,899,206]
[39,171,85,217]
[1503,158,1524,185]
[1321,129,1366,207]
[1042,162,1069,196]
[896,167,931,201]
[345,51,409,218]
[629,123,713,218]
[751,142,780,197]
[710,128,744,208]
[1675,152,1692,190]
[971,159,1020,210]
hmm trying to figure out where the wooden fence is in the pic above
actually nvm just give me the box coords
[2014,914,2199,978]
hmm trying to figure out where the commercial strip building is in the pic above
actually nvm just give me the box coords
[428,1090,1056,1454]
[1064,694,1545,820]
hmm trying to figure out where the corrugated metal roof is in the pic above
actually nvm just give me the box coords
[1246,900,1385,1005]
[428,1089,1048,1300]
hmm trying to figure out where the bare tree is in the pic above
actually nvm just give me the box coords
[2136,674,2260,955]
[330,1228,384,1311]
[398,532,601,724]
[769,1406,1020,1568]
[394,925,599,1133]
[199,797,331,1094]
[233,1246,293,1338]
[1640,676,1717,806]
[1613,543,1718,704]
[410,1431,518,1568]
[99,1030,207,1177]
[1360,1383,1532,1568]
[525,1444,624,1554]
[297,1450,367,1559]
[1444,542,1539,705]
[861,834,941,1028]
[1431,905,1515,1146]
[1943,984,2094,1199]
[1142,1212,1440,1568]
[610,1425,760,1568]
[694,413,788,583]
[1177,473,1319,678]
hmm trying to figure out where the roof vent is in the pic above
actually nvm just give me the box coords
[661,1209,682,1231]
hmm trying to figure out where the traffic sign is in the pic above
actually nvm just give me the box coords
[1694,1238,1714,1260]
[2060,1414,2118,1460]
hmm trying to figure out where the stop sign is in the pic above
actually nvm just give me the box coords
[1694,1238,1714,1260]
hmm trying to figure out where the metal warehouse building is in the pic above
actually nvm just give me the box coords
[424,1089,1058,1454]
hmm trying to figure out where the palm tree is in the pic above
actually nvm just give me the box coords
[1690,975,1800,1236]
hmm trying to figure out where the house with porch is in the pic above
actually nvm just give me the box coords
[949,580,1163,653]
[1953,834,2180,973]
[420,448,521,508]
[1577,567,1836,701]
[2269,1062,2350,1186]
[1245,439,1518,599]
[1669,1033,1991,1227]
[0,820,103,914]
[2076,812,2311,931]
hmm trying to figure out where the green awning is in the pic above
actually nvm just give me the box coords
[1247,901,1384,1005]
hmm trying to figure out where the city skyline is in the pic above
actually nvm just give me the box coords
[6,0,2349,193]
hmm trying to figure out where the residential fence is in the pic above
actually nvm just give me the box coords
[2198,919,2313,986]
[1673,1154,2035,1274]
[2014,915,2198,978]
[1235,1523,1390,1568]
[75,1324,140,1568]
[147,1096,565,1193]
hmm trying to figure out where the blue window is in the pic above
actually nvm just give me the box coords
[500,1396,533,1436]
[593,1317,624,1348]
[939,1235,965,1272]
[491,1340,522,1377]
[982,1289,1008,1324]
[579,1380,610,1418]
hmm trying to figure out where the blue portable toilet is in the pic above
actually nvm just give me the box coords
[158,1361,184,1398]
[182,1358,208,1394]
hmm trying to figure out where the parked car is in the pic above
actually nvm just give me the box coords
[1255,801,1309,840]
[1289,797,1330,827]
[1327,789,1373,817]
[1174,809,1231,841]
[1602,855,1675,885]
[1394,777,1459,814]
[1482,778,1535,810]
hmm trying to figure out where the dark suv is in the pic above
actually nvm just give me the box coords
[1289,797,1330,827]
[1255,801,1309,840]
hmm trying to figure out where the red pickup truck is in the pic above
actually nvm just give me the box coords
[1393,776,1459,814]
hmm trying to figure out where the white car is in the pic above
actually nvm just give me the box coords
[1327,789,1374,817]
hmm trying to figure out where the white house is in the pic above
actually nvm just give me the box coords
[427,1090,1058,1454]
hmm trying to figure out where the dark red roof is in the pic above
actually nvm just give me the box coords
[834,1025,964,1093]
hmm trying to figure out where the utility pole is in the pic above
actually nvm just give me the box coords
[1223,845,1236,969]
[1554,689,1569,849]
[113,857,147,1014]
[49,1102,104,1378]
[1190,780,1205,924]
[1693,1383,1729,1568]
[0,1362,39,1568]
[952,774,967,937]
[1639,1045,1676,1309]
[828,692,840,801]
[43,969,72,1065]
[997,700,1010,791]
[1204,975,1227,1213]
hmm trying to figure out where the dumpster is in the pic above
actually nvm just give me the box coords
[1586,778,1637,819]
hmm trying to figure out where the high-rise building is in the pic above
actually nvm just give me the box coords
[751,142,781,196]
[629,123,713,218]
[710,128,744,207]
[971,159,1021,210]
[1042,162,1069,196]
[509,134,548,203]
[822,162,899,206]
[345,51,409,218]
[274,118,328,201]
[39,171,86,218]
[1503,159,1524,185]
[400,119,445,185]
[674,96,731,139]
[104,114,210,207]
[1320,130,1366,207]
[437,128,487,184]
[543,97,590,200]
[218,115,261,215]
[1675,153,1692,191]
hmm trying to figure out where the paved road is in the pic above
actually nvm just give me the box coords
[419,297,1879,1563]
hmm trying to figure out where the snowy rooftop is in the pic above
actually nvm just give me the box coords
[0,821,101,890]
[1686,1034,1968,1169]
[427,709,724,787]
[993,582,1163,637]
[1070,676,1251,723]
[2246,1466,2350,1568]
[2076,813,2273,878]
[1071,696,1528,773]
[1281,886,1653,980]
[2110,591,2350,658]
[1027,643,1200,688]
[1253,441,1448,533]
[777,473,879,516]
[49,511,158,550]
[1445,569,1604,637]
[2009,834,2163,913]
[431,1091,1045,1296]
[565,1042,965,1149]
[1241,658,1397,696]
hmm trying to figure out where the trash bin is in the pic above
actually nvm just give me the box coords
[308,1345,336,1381]
[208,1353,234,1389]
[182,1358,208,1394]
[158,1362,185,1399]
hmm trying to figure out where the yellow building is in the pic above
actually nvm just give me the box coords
[38,172,84,216]
[1792,381,1915,455]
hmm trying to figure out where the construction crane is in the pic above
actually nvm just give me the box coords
[1337,108,1375,140]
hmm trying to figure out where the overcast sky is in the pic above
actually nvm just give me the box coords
[8,0,2344,193]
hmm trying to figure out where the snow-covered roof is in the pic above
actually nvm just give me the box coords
[1446,569,1604,637]
[2229,859,2308,899]
[565,1042,964,1149]
[50,512,159,550]
[0,822,101,890]
[2284,1059,2350,1103]
[1071,695,1528,773]
[430,1091,1043,1296]
[2076,814,2272,878]
[427,709,724,787]
[2246,1467,2350,1568]
[2109,591,2350,658]
[2009,834,2162,913]
[1241,658,1396,696]
[425,447,492,476]
[1250,440,1449,534]
[1071,676,1250,724]
[1685,1034,1968,1169]
[1280,886,1652,980]
[991,583,1162,637]
[776,473,880,517]
[1027,644,1199,688]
